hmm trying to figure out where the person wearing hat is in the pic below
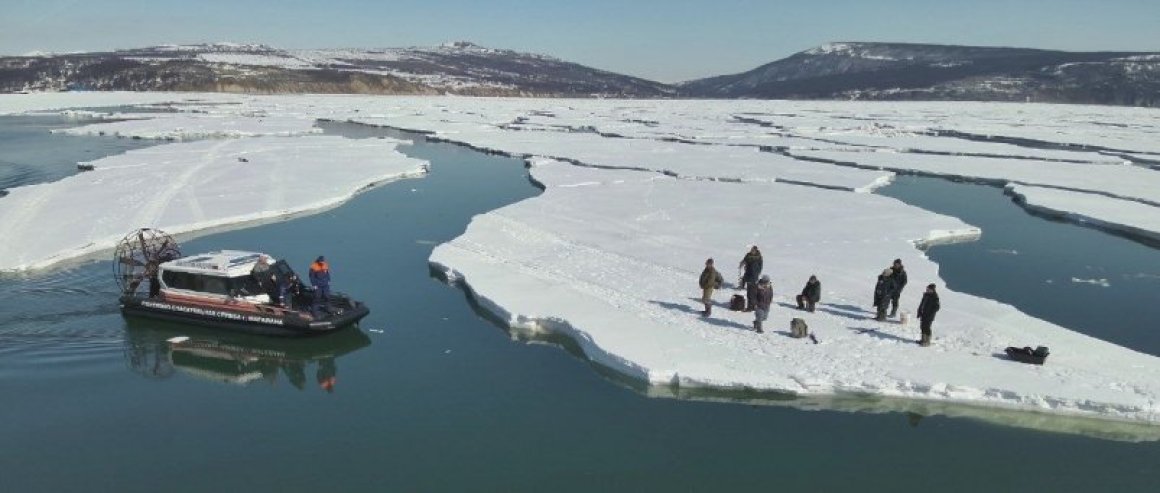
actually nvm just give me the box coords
[796,275,821,312]
[916,284,940,347]
[872,268,897,321]
[753,275,773,333]
[738,246,763,311]
[309,255,331,317]
[888,258,908,318]
[698,258,725,317]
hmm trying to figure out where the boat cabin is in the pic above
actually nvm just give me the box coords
[159,250,281,303]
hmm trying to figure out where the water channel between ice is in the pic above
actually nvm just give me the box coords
[1,114,1159,492]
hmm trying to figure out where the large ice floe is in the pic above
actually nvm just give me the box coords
[53,113,323,140]
[0,135,427,272]
[3,93,1160,437]
[432,158,1160,438]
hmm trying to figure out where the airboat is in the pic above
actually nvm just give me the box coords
[114,228,369,337]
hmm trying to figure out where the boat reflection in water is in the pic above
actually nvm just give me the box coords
[123,319,371,392]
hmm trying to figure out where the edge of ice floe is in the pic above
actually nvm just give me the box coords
[1004,184,1160,247]
[429,254,1160,442]
[0,166,429,275]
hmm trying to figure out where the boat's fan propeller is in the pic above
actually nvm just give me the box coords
[113,228,181,295]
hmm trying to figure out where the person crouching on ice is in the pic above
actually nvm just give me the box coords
[916,284,940,347]
[698,258,724,317]
[796,275,821,312]
[753,275,773,333]
[309,256,331,317]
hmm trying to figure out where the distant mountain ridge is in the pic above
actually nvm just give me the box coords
[0,41,675,98]
[681,42,1160,106]
[3,41,1159,106]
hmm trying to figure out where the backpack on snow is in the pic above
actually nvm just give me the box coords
[790,318,809,338]
[729,294,746,311]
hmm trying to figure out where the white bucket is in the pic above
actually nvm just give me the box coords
[899,311,910,327]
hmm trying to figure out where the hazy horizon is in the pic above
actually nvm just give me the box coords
[3,0,1158,83]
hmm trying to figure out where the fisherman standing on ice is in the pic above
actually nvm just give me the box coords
[738,246,763,311]
[753,275,773,333]
[698,258,724,317]
[916,284,940,347]
[872,268,896,321]
[888,258,908,318]
[309,256,331,317]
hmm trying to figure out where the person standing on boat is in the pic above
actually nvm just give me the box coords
[252,254,278,303]
[309,256,331,317]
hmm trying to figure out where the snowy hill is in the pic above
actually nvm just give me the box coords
[4,41,1160,106]
[681,42,1160,106]
[0,42,675,98]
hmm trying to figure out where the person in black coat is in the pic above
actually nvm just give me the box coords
[872,268,896,321]
[916,283,940,347]
[888,258,908,318]
[796,275,821,312]
[738,246,763,310]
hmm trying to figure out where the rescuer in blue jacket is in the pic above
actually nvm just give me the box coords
[309,256,331,317]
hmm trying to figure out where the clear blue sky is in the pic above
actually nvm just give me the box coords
[3,0,1157,82]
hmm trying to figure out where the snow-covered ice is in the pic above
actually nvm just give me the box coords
[0,136,427,272]
[431,160,1160,430]
[53,113,322,140]
[4,92,1160,434]
[1006,184,1160,244]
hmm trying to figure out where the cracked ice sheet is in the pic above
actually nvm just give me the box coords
[1007,184,1160,243]
[792,149,1160,207]
[0,92,243,116]
[0,136,428,272]
[431,159,1160,429]
[364,118,894,192]
[53,113,323,140]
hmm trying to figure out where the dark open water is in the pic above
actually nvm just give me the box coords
[0,115,1157,492]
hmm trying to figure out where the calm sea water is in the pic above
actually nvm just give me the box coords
[0,115,1157,492]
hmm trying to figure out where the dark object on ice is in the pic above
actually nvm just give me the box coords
[0,189,8,198]
[729,294,746,311]
[789,318,809,338]
[809,333,819,344]
[1005,346,1050,365]
[77,163,96,172]
[238,157,249,163]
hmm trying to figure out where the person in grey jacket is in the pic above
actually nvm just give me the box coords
[753,275,773,333]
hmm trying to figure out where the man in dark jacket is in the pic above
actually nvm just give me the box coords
[916,283,940,347]
[889,258,908,318]
[309,256,331,317]
[753,275,773,333]
[698,258,724,317]
[738,246,763,311]
[873,268,896,321]
[796,275,821,312]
